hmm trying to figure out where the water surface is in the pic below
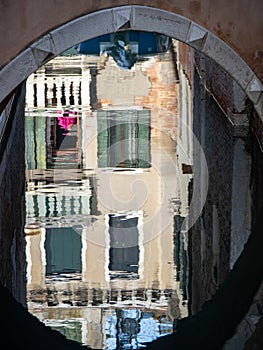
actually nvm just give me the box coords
[25,48,191,348]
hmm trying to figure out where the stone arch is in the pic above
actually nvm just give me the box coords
[0,5,263,120]
[0,5,262,349]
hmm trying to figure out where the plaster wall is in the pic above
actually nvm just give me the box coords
[0,0,262,82]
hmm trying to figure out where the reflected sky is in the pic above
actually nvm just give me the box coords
[25,36,192,349]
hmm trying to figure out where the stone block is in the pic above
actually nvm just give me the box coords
[246,76,263,103]
[233,80,247,113]
[254,93,263,122]
[186,23,207,51]
[31,34,55,55]
[30,34,56,66]
[0,48,38,102]
[202,32,254,91]
[132,6,190,42]
[227,113,249,138]
[50,9,115,56]
[112,6,132,30]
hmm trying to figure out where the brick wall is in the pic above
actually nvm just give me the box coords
[189,52,235,314]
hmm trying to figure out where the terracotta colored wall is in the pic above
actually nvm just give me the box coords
[0,0,263,81]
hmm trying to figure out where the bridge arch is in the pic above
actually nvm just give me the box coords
[0,4,262,349]
[0,5,263,120]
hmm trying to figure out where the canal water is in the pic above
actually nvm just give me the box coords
[25,41,192,349]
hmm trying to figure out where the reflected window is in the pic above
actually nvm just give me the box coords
[48,320,83,344]
[109,214,139,278]
[97,110,151,168]
[45,227,82,275]
[173,215,188,301]
[106,309,172,348]
[25,115,47,170]
[48,114,81,169]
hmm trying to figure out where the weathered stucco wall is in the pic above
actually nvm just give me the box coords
[0,0,263,82]
[0,2,263,125]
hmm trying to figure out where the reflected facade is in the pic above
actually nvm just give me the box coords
[25,37,192,348]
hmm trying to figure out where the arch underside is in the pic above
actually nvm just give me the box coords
[0,6,263,120]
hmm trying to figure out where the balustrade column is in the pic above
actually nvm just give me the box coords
[46,80,54,107]
[73,77,80,106]
[56,78,62,108]
[81,65,91,107]
[36,69,45,108]
[64,79,71,106]
[38,194,46,218]
[26,75,34,108]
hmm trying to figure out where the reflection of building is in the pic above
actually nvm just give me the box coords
[47,114,82,169]
[45,227,82,275]
[25,49,190,346]
[171,41,193,307]
[30,305,173,349]
[26,57,89,109]
[26,178,93,223]
[174,39,254,342]
[97,110,151,168]
[74,31,171,70]
[108,213,140,278]
[25,113,82,170]
[25,115,46,170]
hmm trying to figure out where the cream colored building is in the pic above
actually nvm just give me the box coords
[25,51,189,347]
